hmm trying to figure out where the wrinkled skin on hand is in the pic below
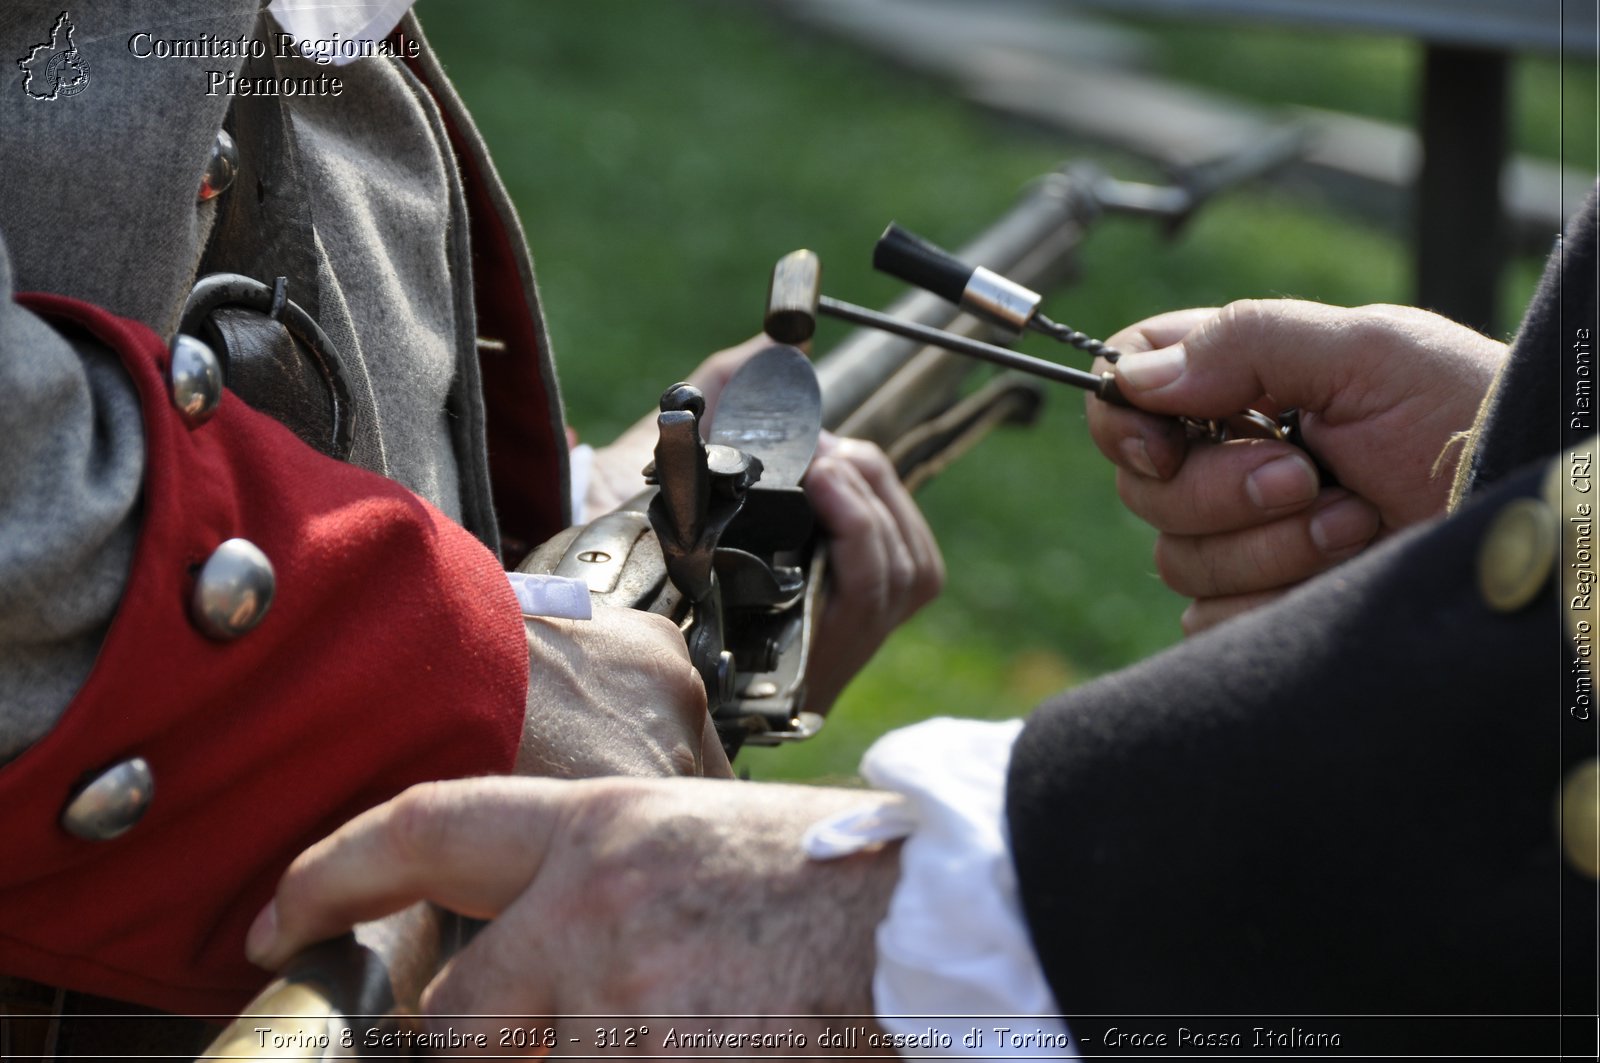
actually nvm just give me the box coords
[248,776,903,1055]
[517,605,728,780]
[1086,300,1506,633]
[584,336,943,716]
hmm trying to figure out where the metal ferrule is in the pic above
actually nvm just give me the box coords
[961,266,1042,330]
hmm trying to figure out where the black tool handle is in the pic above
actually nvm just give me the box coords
[873,223,973,305]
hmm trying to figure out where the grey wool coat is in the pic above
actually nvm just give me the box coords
[0,2,569,762]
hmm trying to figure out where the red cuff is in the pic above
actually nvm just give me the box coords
[0,295,528,1014]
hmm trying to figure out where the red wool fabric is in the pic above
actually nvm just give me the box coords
[0,294,530,1015]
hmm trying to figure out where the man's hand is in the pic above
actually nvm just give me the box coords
[802,433,943,714]
[1086,300,1506,633]
[518,606,730,779]
[246,777,901,1049]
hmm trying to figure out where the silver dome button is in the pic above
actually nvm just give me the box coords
[61,757,154,840]
[169,334,222,426]
[198,129,239,201]
[192,538,276,640]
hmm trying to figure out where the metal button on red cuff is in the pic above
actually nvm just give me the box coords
[60,757,154,841]
[191,538,276,640]
[168,334,222,426]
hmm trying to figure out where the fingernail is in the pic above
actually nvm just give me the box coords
[1244,455,1319,511]
[1118,436,1160,478]
[1310,495,1381,554]
[1116,344,1186,391]
[245,900,277,965]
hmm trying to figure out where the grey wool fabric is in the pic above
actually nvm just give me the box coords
[0,2,567,760]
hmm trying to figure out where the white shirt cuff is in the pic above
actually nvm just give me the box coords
[808,717,1073,1058]
[567,442,594,525]
[505,572,592,621]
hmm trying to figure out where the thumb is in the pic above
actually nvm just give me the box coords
[1111,299,1374,419]
[246,778,566,970]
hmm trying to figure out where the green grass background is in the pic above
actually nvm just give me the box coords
[423,1,1593,782]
